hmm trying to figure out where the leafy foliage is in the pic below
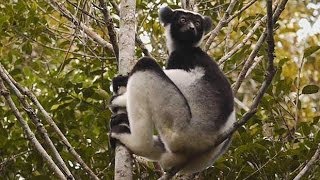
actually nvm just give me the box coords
[0,0,319,179]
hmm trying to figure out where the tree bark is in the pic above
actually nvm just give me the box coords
[113,0,137,179]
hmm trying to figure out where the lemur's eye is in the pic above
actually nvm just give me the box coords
[195,21,201,27]
[179,17,186,24]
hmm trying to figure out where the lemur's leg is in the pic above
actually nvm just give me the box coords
[110,57,191,160]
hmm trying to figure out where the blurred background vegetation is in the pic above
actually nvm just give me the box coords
[0,0,319,179]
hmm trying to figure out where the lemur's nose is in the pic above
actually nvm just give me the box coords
[188,22,195,30]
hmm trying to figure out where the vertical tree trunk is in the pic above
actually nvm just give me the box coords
[114,0,136,179]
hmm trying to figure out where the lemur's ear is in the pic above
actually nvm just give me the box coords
[159,6,174,25]
[203,16,212,34]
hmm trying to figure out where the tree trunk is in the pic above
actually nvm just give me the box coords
[114,0,136,179]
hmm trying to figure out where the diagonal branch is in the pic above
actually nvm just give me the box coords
[226,0,258,23]
[293,143,320,180]
[204,0,238,51]
[218,15,267,65]
[213,0,289,149]
[0,65,100,180]
[232,0,286,94]
[0,65,73,179]
[0,79,66,180]
[45,0,113,53]
[98,0,119,61]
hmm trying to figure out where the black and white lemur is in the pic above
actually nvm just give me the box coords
[109,6,235,175]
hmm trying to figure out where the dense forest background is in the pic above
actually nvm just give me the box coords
[0,0,319,179]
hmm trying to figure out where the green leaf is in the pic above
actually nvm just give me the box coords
[22,42,32,55]
[94,88,110,99]
[301,85,319,94]
[304,46,320,58]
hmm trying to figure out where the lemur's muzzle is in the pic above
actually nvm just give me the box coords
[181,22,197,35]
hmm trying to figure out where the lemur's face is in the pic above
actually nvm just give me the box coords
[159,7,212,47]
[171,11,205,44]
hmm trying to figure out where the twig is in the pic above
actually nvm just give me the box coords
[232,0,286,94]
[0,65,100,180]
[109,0,120,15]
[218,15,267,66]
[204,0,238,51]
[181,0,195,10]
[293,143,320,180]
[45,0,113,52]
[0,65,73,179]
[213,0,288,154]
[294,56,305,132]
[0,150,31,167]
[226,0,258,23]
[243,149,281,180]
[0,79,66,180]
[203,0,259,43]
[136,34,152,57]
[66,0,106,24]
[98,0,119,60]
[107,1,151,57]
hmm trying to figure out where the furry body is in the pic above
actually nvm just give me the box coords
[110,7,235,174]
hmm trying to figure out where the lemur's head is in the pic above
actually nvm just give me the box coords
[159,6,212,53]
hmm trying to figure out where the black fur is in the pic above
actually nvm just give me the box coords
[112,75,128,93]
[167,47,234,126]
[110,113,130,128]
[109,113,130,149]
[109,7,234,174]
[159,6,173,25]
[130,57,164,75]
[203,16,213,33]
[159,7,213,49]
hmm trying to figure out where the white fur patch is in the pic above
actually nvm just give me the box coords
[164,25,174,53]
[164,24,203,54]
[164,67,205,88]
[111,93,127,107]
[220,110,236,133]
[174,9,201,16]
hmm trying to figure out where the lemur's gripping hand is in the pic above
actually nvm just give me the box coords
[109,75,128,113]
[109,113,131,149]
[112,75,128,94]
[109,75,129,149]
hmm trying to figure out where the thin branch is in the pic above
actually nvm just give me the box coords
[45,0,113,52]
[243,149,281,180]
[98,0,119,60]
[0,65,73,179]
[294,56,305,132]
[213,0,290,150]
[204,0,238,51]
[0,150,31,167]
[107,1,151,57]
[136,34,152,57]
[232,0,285,94]
[232,31,267,94]
[109,0,120,15]
[0,79,66,180]
[0,65,100,180]
[66,0,106,24]
[181,0,195,10]
[293,143,320,180]
[226,0,258,23]
[218,15,266,65]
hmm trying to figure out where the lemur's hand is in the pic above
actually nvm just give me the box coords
[109,113,130,149]
[112,75,128,94]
